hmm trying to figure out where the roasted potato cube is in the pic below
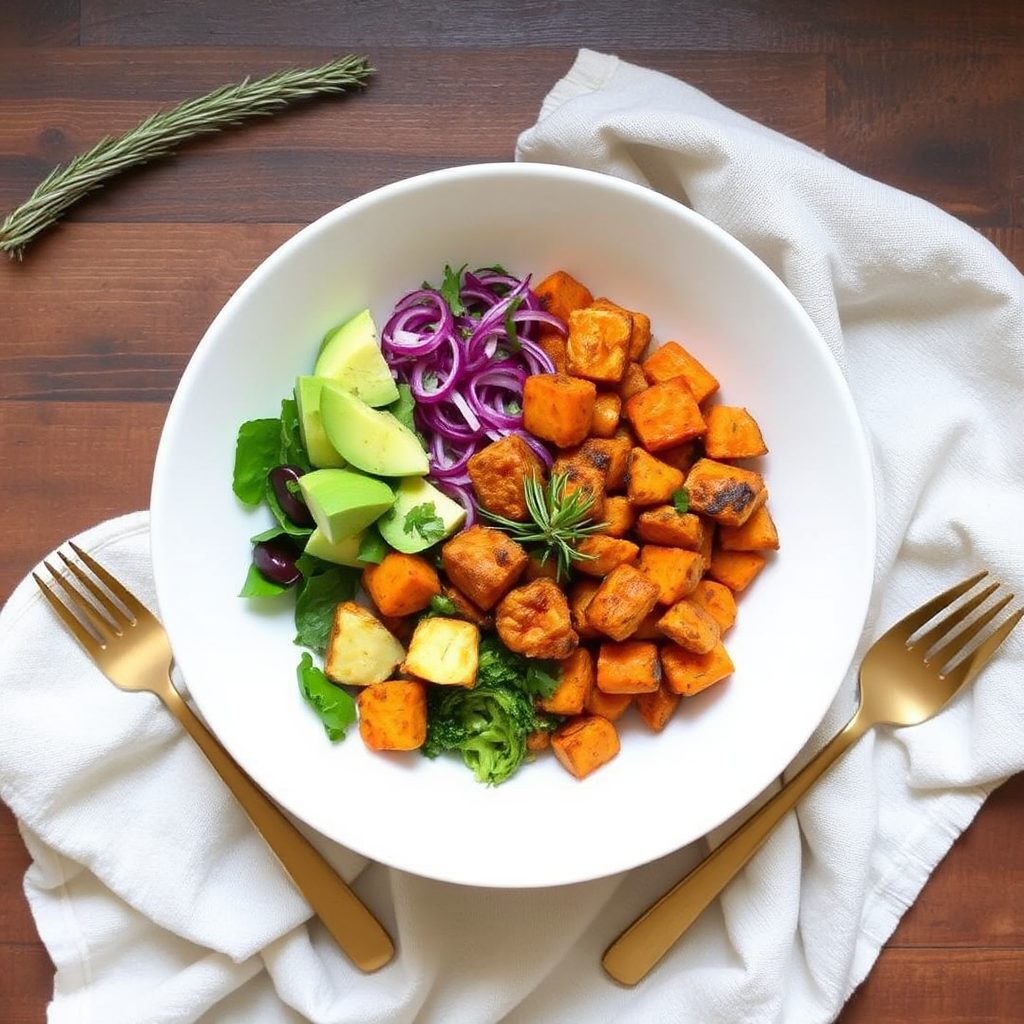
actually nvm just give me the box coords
[533,269,594,322]
[566,305,633,383]
[684,458,768,527]
[707,549,768,592]
[441,525,529,610]
[324,601,406,687]
[584,563,661,641]
[661,641,734,696]
[635,505,707,549]
[551,714,621,779]
[522,373,597,448]
[641,340,720,403]
[467,433,547,521]
[638,545,705,604]
[540,646,594,716]
[573,535,640,577]
[703,404,769,460]
[688,578,738,632]
[717,504,780,551]
[626,447,687,506]
[357,680,428,751]
[591,296,652,361]
[590,392,622,438]
[495,578,579,660]
[596,640,662,694]
[401,616,480,687]
[657,598,722,654]
[362,551,441,617]
[635,683,682,732]
[625,377,706,452]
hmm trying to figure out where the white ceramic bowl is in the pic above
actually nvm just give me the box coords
[151,162,875,888]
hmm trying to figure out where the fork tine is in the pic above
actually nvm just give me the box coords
[68,541,148,618]
[42,558,121,644]
[57,551,133,629]
[939,604,1023,690]
[33,571,105,656]
[926,592,1014,671]
[894,571,989,637]
[911,581,999,653]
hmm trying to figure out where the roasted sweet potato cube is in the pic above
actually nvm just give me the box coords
[570,435,631,492]
[707,549,768,592]
[654,440,701,475]
[657,598,721,654]
[600,495,636,538]
[641,340,720,403]
[523,551,560,582]
[584,686,632,721]
[533,269,594,322]
[573,535,640,577]
[467,433,547,521]
[626,447,687,506]
[584,563,661,641]
[551,450,607,522]
[627,608,665,641]
[684,458,767,527]
[551,714,621,779]
[522,373,597,448]
[615,361,649,402]
[661,641,734,696]
[540,646,594,716]
[401,616,480,687]
[527,729,551,751]
[590,392,622,438]
[596,640,662,694]
[625,377,706,452]
[703,405,769,460]
[635,684,682,732]
[591,296,652,360]
[569,578,603,640]
[688,579,738,632]
[324,601,406,687]
[362,551,441,617]
[566,305,633,383]
[717,504,780,551]
[441,525,529,610]
[535,328,567,373]
[638,545,705,604]
[635,505,707,549]
[440,583,493,630]
[495,578,579,660]
[357,680,428,751]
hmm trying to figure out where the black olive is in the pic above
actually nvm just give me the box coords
[253,536,302,587]
[268,464,315,527]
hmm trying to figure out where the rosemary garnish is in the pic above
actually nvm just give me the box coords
[0,54,375,260]
[482,472,608,582]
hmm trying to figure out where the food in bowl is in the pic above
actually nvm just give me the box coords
[232,261,780,786]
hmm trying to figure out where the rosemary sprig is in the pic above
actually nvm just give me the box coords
[0,53,375,260]
[482,472,609,582]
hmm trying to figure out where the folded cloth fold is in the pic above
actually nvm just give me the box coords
[2,47,1023,1024]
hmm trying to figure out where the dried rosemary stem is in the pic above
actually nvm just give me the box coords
[0,53,375,260]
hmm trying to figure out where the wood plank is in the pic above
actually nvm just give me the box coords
[0,806,34,945]
[0,0,78,47]
[0,944,54,1024]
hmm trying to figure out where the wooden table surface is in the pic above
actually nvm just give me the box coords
[2,2,1022,1021]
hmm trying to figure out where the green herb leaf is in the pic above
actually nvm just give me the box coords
[439,263,467,317]
[672,487,691,514]
[233,418,281,504]
[503,294,524,353]
[279,398,311,472]
[238,561,290,598]
[477,635,561,700]
[403,501,446,543]
[427,593,458,617]
[297,652,356,742]
[294,564,358,651]
[357,526,389,564]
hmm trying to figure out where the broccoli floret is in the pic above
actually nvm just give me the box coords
[422,682,555,786]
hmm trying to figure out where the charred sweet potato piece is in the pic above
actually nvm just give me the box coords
[494,577,579,660]
[641,340,719,403]
[657,598,721,654]
[467,433,547,522]
[568,435,632,493]
[551,449,607,523]
[590,392,623,438]
[357,680,428,751]
[596,640,662,694]
[688,578,738,632]
[540,646,594,716]
[441,525,529,610]
[635,505,707,549]
[533,269,594,322]
[661,641,735,696]
[707,548,768,592]
[551,714,621,779]
[584,563,661,642]
[591,296,652,361]
[522,372,597,448]
[362,551,442,617]
[566,305,633,383]
[626,447,687,506]
[625,377,706,452]
[635,683,682,732]
[717,504,780,551]
[573,535,640,577]
[703,405,769,460]
[638,545,705,604]
[684,458,767,528]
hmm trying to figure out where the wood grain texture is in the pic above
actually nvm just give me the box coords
[2,2,1023,1022]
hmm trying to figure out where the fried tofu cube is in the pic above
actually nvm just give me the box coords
[657,598,722,654]
[661,641,734,696]
[717,504,780,551]
[591,296,652,360]
[596,640,662,694]
[573,535,640,577]
[707,549,768,592]
[584,563,661,641]
[467,433,547,522]
[324,601,406,687]
[638,545,705,604]
[635,505,707,549]
[551,714,621,779]
[361,551,441,617]
[641,340,720,403]
[566,305,633,383]
[357,680,428,751]
[590,392,622,438]
[522,372,597,448]
[625,377,706,452]
[495,578,579,660]
[533,269,594,322]
[441,525,529,610]
[626,447,687,506]
[540,646,594,716]
[635,683,682,732]
[703,404,769,460]
[684,458,768,527]
[401,616,480,687]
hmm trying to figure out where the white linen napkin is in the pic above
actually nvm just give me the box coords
[3,47,1024,1024]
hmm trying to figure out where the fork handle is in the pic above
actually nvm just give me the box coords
[158,683,395,972]
[602,710,870,986]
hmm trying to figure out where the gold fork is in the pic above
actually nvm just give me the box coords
[603,570,1022,986]
[34,541,395,973]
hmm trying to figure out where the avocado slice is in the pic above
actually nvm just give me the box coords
[319,381,429,477]
[377,476,467,553]
[313,308,400,408]
[294,376,346,469]
[302,526,372,567]
[297,468,395,544]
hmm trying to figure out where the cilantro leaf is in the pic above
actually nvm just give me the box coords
[404,501,446,543]
[439,263,467,317]
[672,487,691,514]
[357,527,389,564]
[297,653,356,742]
